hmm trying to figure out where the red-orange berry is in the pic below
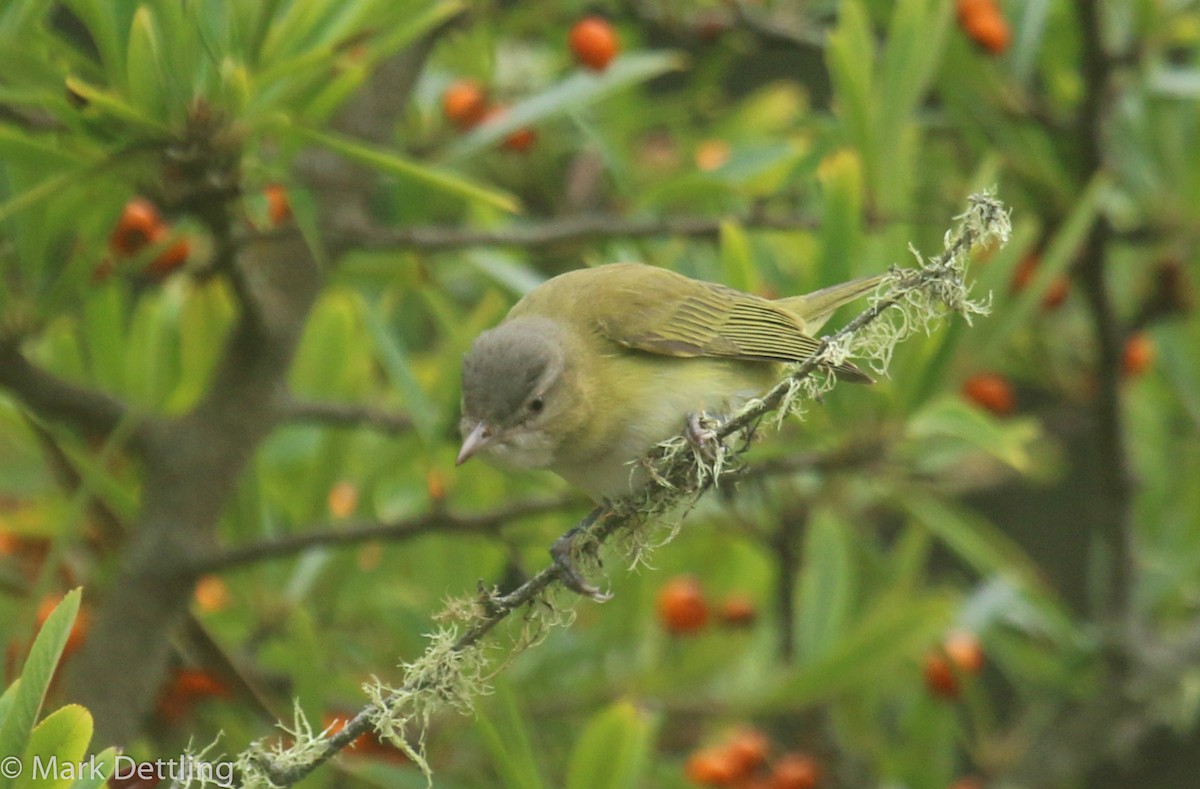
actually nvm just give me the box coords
[657,575,709,634]
[145,227,190,277]
[962,373,1015,416]
[1122,332,1155,378]
[725,727,771,774]
[967,11,1011,55]
[502,126,537,152]
[685,747,740,786]
[719,593,758,627]
[264,183,291,225]
[442,79,488,130]
[769,752,822,789]
[569,16,619,71]
[923,652,961,699]
[110,197,162,256]
[944,630,986,675]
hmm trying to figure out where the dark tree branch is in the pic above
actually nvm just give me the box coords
[0,345,149,449]
[322,211,823,253]
[1076,0,1134,620]
[280,397,413,434]
[191,495,580,574]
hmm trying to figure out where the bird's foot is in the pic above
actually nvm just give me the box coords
[550,511,612,602]
[686,411,722,459]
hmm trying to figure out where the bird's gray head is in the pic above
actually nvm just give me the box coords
[457,317,568,467]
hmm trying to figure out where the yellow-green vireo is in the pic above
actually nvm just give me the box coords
[457,262,883,501]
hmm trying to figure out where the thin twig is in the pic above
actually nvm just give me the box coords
[280,398,413,434]
[275,211,825,253]
[192,495,580,574]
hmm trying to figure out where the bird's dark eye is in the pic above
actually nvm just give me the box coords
[528,396,545,413]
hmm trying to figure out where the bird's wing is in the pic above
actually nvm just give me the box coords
[587,265,825,363]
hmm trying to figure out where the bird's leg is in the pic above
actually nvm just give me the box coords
[551,507,613,602]
[685,411,722,459]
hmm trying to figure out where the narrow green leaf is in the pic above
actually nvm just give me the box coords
[63,77,170,134]
[719,220,758,294]
[126,6,165,118]
[797,508,857,662]
[753,597,951,711]
[299,127,519,213]
[67,747,115,789]
[0,172,76,223]
[0,589,81,776]
[0,127,86,169]
[17,705,93,789]
[446,52,687,160]
[826,1,877,186]
[362,300,439,442]
[474,684,544,789]
[816,148,863,286]
[565,701,655,789]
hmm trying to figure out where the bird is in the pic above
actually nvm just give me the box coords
[457,262,884,503]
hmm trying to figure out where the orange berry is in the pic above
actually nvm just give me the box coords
[156,667,231,723]
[695,139,732,172]
[145,227,190,277]
[1010,253,1038,292]
[962,373,1015,416]
[502,126,537,152]
[923,652,961,699]
[725,727,770,774]
[1122,332,1155,378]
[442,79,488,130]
[264,183,292,225]
[110,197,162,256]
[769,752,822,789]
[328,480,359,519]
[657,575,709,634]
[193,575,231,612]
[955,0,996,25]
[1040,275,1070,310]
[944,630,985,675]
[685,747,740,786]
[719,593,757,627]
[569,16,619,71]
[965,10,1010,55]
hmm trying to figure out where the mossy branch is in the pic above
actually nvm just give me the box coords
[236,192,1010,789]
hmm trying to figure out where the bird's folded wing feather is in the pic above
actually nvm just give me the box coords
[595,274,824,363]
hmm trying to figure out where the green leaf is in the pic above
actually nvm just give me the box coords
[17,705,93,789]
[0,589,81,780]
[797,508,857,662]
[754,597,951,711]
[0,127,87,170]
[816,148,863,286]
[475,683,544,789]
[125,6,165,118]
[902,493,1046,587]
[826,1,877,188]
[63,77,171,135]
[298,127,520,213]
[719,220,758,294]
[67,747,115,789]
[565,700,655,789]
[446,51,687,160]
[362,300,439,443]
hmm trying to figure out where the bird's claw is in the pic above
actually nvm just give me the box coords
[551,528,612,602]
[686,411,722,459]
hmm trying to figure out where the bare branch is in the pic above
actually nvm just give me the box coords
[285,211,825,254]
[192,495,580,574]
[0,345,149,448]
[280,397,413,434]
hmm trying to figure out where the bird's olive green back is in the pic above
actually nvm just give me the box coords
[510,263,879,376]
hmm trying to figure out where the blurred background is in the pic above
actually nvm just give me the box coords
[1,1,1198,787]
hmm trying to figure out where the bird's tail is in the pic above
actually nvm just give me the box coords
[776,273,888,334]
[777,273,888,384]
